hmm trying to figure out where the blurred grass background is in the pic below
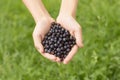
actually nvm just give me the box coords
[0,0,120,80]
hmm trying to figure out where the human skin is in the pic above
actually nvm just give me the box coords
[22,0,83,64]
[57,0,83,64]
[22,0,60,62]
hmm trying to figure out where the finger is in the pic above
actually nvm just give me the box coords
[43,53,57,61]
[70,31,74,36]
[56,57,61,62]
[74,28,84,48]
[33,34,44,53]
[63,45,78,64]
[37,51,57,62]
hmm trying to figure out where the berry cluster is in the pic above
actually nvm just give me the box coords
[42,22,76,61]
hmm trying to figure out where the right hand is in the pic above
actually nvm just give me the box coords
[32,17,60,62]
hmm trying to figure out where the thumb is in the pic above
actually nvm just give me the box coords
[33,34,44,53]
[74,29,83,48]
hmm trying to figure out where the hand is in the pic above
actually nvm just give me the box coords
[32,17,60,62]
[57,15,83,64]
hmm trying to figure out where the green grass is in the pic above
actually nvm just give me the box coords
[0,0,120,80]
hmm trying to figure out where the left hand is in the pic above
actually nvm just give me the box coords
[56,15,83,64]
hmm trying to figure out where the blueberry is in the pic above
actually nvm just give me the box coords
[50,45,54,49]
[59,44,62,47]
[58,30,61,33]
[64,54,67,58]
[45,49,48,52]
[57,23,61,26]
[68,41,72,44]
[42,22,76,61]
[65,42,68,45]
[56,33,60,36]
[51,22,56,26]
[60,35,63,38]
[54,50,57,54]
[72,41,76,45]
[63,38,66,41]
[57,48,60,52]
[55,29,58,33]
[64,45,67,49]
[54,37,57,40]
[50,38,54,42]
[70,44,74,47]
[57,41,60,44]
[60,47,64,50]
[47,49,51,53]
[54,39,57,43]
[42,40,45,45]
[63,33,66,37]
[67,48,70,52]
[54,43,57,47]
[49,30,52,33]
[56,52,61,57]
[47,36,51,40]
[58,37,62,41]
[67,45,70,48]
[45,45,49,49]
[45,40,48,44]
[63,51,67,54]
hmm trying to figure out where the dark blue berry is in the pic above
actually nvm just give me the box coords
[42,22,76,61]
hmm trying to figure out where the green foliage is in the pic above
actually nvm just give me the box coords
[0,0,120,80]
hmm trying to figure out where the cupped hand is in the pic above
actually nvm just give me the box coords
[32,17,60,62]
[57,15,83,64]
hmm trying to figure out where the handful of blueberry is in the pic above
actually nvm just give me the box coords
[42,22,76,61]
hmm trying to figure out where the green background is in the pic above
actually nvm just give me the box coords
[0,0,120,80]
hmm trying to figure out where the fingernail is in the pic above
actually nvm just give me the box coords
[81,43,84,47]
[56,57,60,62]
[63,61,67,64]
[78,43,84,48]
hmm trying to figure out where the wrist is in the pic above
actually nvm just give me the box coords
[57,14,74,25]
[36,15,54,24]
[58,12,73,18]
[57,13,73,21]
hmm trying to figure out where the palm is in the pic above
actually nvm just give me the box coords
[33,18,53,39]
[33,17,58,61]
[57,16,83,64]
